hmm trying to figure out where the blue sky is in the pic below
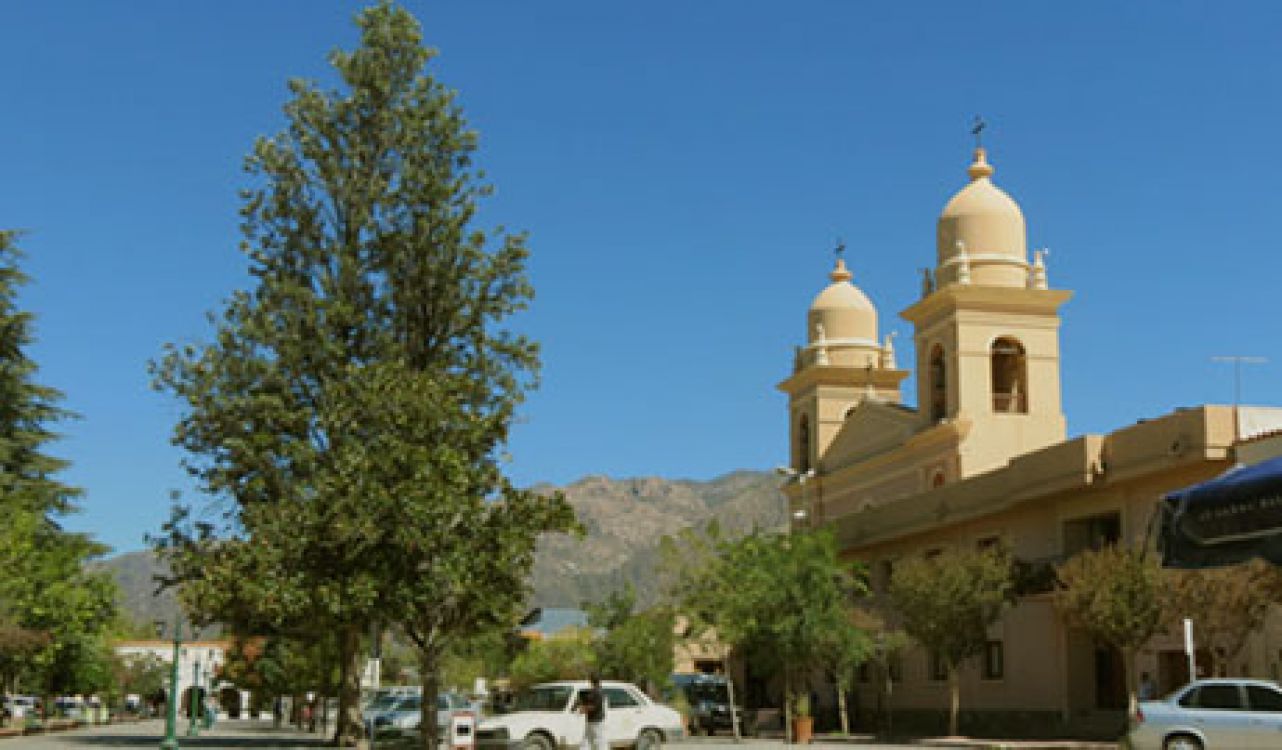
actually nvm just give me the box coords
[3,1,1280,555]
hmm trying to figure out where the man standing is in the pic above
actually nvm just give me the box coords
[579,675,607,750]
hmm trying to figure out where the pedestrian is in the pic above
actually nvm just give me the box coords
[1138,672,1157,700]
[273,696,283,728]
[578,675,607,750]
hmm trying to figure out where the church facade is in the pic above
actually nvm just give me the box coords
[779,145,1282,726]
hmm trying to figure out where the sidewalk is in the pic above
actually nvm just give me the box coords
[6,717,328,748]
[678,734,1119,749]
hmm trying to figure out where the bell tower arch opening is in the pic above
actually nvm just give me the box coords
[991,337,1028,413]
[798,413,812,473]
[929,344,947,422]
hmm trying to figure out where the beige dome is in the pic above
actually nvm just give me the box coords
[935,148,1029,287]
[805,258,881,367]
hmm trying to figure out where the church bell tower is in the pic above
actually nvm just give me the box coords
[900,146,1072,478]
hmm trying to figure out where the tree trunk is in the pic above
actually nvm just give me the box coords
[783,670,792,745]
[947,664,960,737]
[418,648,442,750]
[836,680,849,736]
[336,624,365,747]
[1123,647,1138,718]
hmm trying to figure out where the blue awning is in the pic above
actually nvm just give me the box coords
[1160,455,1282,568]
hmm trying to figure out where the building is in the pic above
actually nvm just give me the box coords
[778,145,1282,730]
[114,638,252,718]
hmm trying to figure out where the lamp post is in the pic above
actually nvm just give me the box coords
[187,659,201,737]
[774,466,815,530]
[773,466,815,744]
[154,618,183,750]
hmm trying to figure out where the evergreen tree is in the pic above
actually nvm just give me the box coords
[151,4,574,745]
[0,231,117,698]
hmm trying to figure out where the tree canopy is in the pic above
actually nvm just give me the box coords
[151,4,574,746]
[0,231,118,699]
[889,544,1012,737]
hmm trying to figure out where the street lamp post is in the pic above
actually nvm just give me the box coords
[774,467,815,530]
[187,659,201,737]
[773,466,816,744]
[155,618,183,750]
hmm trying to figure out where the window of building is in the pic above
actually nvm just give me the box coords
[1063,512,1122,557]
[931,471,946,489]
[929,345,947,421]
[929,651,947,682]
[887,655,903,683]
[857,662,870,684]
[982,641,1004,680]
[877,559,895,593]
[990,337,1028,413]
[924,548,943,560]
[977,535,1001,551]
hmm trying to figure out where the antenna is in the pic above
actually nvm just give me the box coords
[1211,355,1268,408]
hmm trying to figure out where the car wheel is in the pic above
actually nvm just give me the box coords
[636,728,662,750]
[1163,735,1203,750]
[523,733,554,750]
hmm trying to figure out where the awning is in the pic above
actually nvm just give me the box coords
[1159,455,1282,568]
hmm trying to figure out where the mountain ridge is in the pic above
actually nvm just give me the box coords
[97,469,784,624]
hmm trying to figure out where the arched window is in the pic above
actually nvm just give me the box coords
[991,337,1028,413]
[929,345,947,422]
[798,414,811,473]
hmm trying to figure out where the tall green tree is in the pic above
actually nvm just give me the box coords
[889,545,1012,737]
[586,585,675,695]
[0,232,118,700]
[1053,544,1165,715]
[1162,558,1282,677]
[676,529,866,741]
[151,4,574,746]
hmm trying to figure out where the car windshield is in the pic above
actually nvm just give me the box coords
[686,684,728,703]
[394,696,422,711]
[367,695,401,712]
[511,686,573,713]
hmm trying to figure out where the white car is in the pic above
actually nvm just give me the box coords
[477,681,683,750]
[1122,678,1282,750]
[368,692,470,738]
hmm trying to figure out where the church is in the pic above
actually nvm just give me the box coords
[778,143,1282,729]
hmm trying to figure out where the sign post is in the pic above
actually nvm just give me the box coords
[1183,618,1197,682]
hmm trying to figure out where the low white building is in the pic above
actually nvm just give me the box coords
[114,638,251,718]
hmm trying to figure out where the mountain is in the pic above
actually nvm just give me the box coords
[99,470,783,625]
[90,550,193,635]
[529,470,784,607]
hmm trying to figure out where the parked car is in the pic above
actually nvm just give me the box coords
[476,680,683,750]
[368,691,469,738]
[3,696,36,720]
[670,674,742,735]
[1122,678,1282,750]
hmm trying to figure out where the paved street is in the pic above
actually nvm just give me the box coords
[8,718,327,749]
[7,722,1114,750]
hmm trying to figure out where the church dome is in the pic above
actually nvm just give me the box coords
[805,258,880,367]
[935,148,1029,287]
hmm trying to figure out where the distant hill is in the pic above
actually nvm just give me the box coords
[90,550,197,635]
[99,470,783,626]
